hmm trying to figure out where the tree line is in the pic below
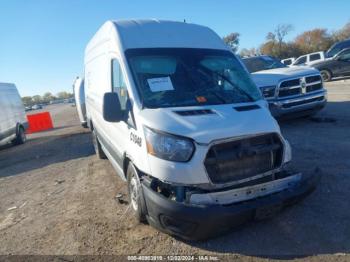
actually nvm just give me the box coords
[223,21,350,59]
[22,91,74,106]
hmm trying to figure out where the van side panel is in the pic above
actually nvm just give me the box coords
[0,83,27,144]
[85,33,152,178]
[85,41,111,124]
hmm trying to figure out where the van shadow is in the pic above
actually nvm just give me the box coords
[0,132,95,178]
[183,101,350,259]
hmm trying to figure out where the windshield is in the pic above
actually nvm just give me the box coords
[327,40,350,58]
[125,48,261,108]
[242,56,287,73]
[327,44,342,58]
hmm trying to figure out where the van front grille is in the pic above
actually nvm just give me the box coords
[204,134,283,184]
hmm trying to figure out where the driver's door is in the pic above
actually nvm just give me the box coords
[100,58,130,169]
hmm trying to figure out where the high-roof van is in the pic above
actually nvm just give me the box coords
[0,83,28,147]
[84,20,318,240]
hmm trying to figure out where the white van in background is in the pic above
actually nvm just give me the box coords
[84,20,318,240]
[73,77,87,128]
[0,83,28,146]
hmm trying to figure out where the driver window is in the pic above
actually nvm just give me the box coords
[111,59,128,110]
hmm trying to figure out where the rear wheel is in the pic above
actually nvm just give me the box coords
[127,163,147,223]
[320,70,332,82]
[13,126,26,145]
[92,129,107,159]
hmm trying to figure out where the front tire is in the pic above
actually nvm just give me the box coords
[13,126,26,145]
[127,163,147,223]
[92,129,107,159]
[320,70,332,82]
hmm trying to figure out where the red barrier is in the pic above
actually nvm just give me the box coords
[26,112,54,134]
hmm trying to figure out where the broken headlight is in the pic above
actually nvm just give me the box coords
[144,126,194,162]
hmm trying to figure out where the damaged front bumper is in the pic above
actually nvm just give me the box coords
[141,171,320,240]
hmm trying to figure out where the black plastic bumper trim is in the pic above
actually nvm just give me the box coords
[141,171,320,240]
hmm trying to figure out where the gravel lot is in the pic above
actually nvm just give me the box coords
[0,80,349,260]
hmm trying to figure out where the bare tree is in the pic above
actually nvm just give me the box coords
[275,24,294,46]
[222,32,240,53]
[261,24,294,58]
[266,32,276,42]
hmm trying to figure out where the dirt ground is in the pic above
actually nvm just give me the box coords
[0,80,350,261]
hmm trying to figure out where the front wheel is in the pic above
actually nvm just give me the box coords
[320,70,332,82]
[127,163,147,223]
[13,126,26,145]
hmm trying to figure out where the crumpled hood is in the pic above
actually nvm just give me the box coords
[251,66,320,87]
[138,100,281,144]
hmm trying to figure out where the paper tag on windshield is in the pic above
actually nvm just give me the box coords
[147,77,174,92]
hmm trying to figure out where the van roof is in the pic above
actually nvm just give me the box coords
[86,19,229,54]
[0,83,17,93]
[0,82,16,88]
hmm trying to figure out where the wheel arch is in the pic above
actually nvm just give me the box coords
[123,154,144,180]
[320,68,333,75]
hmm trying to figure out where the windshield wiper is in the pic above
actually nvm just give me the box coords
[198,67,254,102]
[177,60,230,104]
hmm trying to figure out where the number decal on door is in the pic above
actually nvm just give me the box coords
[130,132,142,147]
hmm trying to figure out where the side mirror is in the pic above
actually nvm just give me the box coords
[103,92,123,122]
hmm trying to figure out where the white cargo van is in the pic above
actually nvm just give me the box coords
[0,83,28,146]
[85,20,318,240]
[73,77,87,127]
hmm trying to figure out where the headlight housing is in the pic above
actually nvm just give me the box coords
[260,86,276,99]
[144,127,195,162]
